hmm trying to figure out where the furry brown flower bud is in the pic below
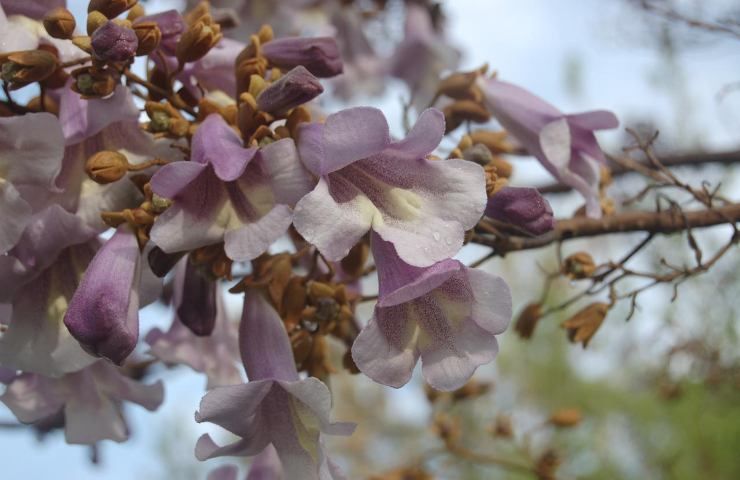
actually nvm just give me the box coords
[514,303,543,339]
[561,303,609,347]
[43,7,76,40]
[175,15,222,64]
[87,10,108,35]
[132,21,161,56]
[88,0,138,19]
[562,252,596,279]
[85,151,129,184]
[0,50,58,89]
[549,408,582,427]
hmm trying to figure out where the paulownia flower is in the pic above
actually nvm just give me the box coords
[352,233,512,391]
[479,78,618,218]
[194,290,354,479]
[150,113,313,261]
[0,205,98,376]
[293,107,486,268]
[0,112,64,254]
[63,226,143,365]
[0,360,163,444]
[146,259,241,389]
[206,445,283,480]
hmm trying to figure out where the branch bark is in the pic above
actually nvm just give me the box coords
[474,202,740,254]
[536,150,740,194]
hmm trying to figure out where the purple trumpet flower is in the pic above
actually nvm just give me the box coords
[0,205,98,376]
[479,78,618,218]
[485,186,555,236]
[205,446,283,480]
[63,226,142,365]
[194,290,354,479]
[293,107,486,268]
[351,233,512,391]
[0,360,163,444]
[150,114,312,261]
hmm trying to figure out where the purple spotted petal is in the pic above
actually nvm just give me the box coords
[192,114,257,181]
[150,161,207,199]
[0,181,32,254]
[59,83,140,145]
[0,112,65,188]
[387,108,445,160]
[63,227,141,365]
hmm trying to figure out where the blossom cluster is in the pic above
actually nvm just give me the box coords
[0,1,617,478]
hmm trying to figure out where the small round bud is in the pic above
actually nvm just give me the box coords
[91,21,138,62]
[549,408,583,428]
[127,3,145,21]
[87,10,108,35]
[43,7,76,40]
[132,21,161,56]
[85,151,129,184]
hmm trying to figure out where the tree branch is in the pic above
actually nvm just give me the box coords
[537,150,740,194]
[474,203,740,254]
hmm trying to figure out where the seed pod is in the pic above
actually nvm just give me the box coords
[85,150,129,184]
[43,7,76,40]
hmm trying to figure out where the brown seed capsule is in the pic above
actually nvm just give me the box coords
[514,303,542,339]
[88,0,138,19]
[72,66,117,98]
[0,50,59,89]
[549,408,582,427]
[132,21,161,56]
[561,302,609,348]
[562,252,596,279]
[85,150,129,184]
[175,15,222,64]
[87,10,108,35]
[43,7,76,40]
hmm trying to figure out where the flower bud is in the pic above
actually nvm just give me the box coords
[85,150,129,184]
[514,302,542,339]
[137,10,185,56]
[175,14,222,64]
[177,260,217,336]
[561,302,609,347]
[132,21,161,56]
[485,186,554,236]
[127,3,145,21]
[88,0,138,19]
[256,66,323,115]
[91,21,139,62]
[470,130,517,154]
[437,70,479,100]
[72,35,93,53]
[562,252,596,279]
[87,10,108,35]
[262,36,343,78]
[443,100,491,133]
[462,143,493,166]
[43,7,76,40]
[72,67,117,98]
[0,50,58,89]
[549,408,582,427]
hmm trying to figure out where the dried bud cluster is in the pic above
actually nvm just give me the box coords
[0,50,59,89]
[562,302,609,347]
[176,14,222,64]
[562,252,596,279]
